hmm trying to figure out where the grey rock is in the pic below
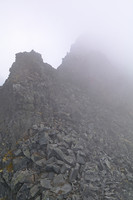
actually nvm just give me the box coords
[0,182,10,199]
[13,156,28,171]
[69,164,79,182]
[64,155,75,166]
[61,163,71,174]
[72,144,84,151]
[51,183,72,195]
[48,172,55,180]
[35,196,41,200]
[84,171,100,182]
[42,191,51,200]
[23,148,31,158]
[39,132,49,146]
[39,123,45,131]
[82,185,92,198]
[46,157,57,164]
[40,178,52,189]
[48,147,65,161]
[72,195,81,200]
[35,158,46,166]
[53,174,65,186]
[56,160,65,166]
[40,173,48,179]
[2,170,10,186]
[32,124,38,130]
[48,146,75,165]
[30,184,39,197]
[77,153,85,165]
[45,163,60,174]
[13,149,22,156]
[11,170,34,190]
[16,183,31,200]
[31,152,43,162]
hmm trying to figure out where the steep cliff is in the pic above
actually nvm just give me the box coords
[0,43,133,200]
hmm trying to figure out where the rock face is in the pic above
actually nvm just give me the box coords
[0,44,133,200]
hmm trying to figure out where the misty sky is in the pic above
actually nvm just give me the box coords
[0,0,133,85]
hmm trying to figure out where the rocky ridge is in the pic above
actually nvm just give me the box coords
[0,45,133,200]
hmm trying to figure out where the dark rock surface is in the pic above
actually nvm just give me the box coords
[0,43,133,200]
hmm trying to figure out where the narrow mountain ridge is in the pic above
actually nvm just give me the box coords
[0,43,133,200]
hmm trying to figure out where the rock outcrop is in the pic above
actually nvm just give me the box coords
[0,43,133,200]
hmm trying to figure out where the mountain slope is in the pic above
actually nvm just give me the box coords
[0,44,133,200]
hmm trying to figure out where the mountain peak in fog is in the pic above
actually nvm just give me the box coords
[0,40,133,199]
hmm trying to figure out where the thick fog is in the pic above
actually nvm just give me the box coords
[0,0,133,85]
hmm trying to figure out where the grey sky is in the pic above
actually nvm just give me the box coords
[0,0,133,84]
